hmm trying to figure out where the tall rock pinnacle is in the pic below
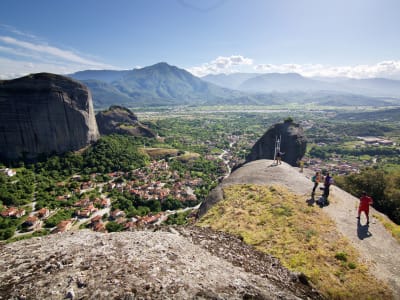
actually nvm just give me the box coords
[246,119,307,166]
[0,73,99,161]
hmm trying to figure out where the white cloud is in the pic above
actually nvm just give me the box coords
[0,36,114,68]
[254,61,400,79]
[0,26,119,79]
[189,55,400,79]
[188,55,253,77]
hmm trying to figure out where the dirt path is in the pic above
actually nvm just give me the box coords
[221,159,400,299]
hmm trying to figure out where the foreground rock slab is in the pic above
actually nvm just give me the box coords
[0,226,322,299]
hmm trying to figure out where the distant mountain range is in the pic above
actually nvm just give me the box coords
[203,72,400,98]
[69,62,400,108]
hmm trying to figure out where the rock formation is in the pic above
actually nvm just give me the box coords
[0,73,99,161]
[246,119,307,166]
[0,226,321,299]
[96,105,156,138]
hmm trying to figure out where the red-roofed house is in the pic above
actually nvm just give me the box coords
[37,208,50,219]
[53,219,72,233]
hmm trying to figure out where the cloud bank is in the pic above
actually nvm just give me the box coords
[188,55,253,77]
[189,56,400,80]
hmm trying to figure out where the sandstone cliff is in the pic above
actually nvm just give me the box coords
[0,73,99,161]
[246,119,307,166]
[96,105,156,138]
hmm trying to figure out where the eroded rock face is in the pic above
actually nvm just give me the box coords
[96,105,156,138]
[246,120,307,166]
[0,73,99,161]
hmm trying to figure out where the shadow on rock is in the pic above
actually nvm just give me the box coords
[357,220,372,240]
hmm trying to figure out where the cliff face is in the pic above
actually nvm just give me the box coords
[0,73,99,161]
[96,105,156,138]
[246,120,307,166]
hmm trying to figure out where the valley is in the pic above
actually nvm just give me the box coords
[1,105,399,242]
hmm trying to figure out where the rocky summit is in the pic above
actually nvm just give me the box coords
[246,119,307,166]
[96,105,156,137]
[0,73,99,161]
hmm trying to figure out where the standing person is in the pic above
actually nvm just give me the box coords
[299,159,304,173]
[358,191,373,224]
[311,171,321,197]
[323,172,333,201]
[275,151,284,165]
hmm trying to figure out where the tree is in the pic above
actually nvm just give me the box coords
[105,221,124,232]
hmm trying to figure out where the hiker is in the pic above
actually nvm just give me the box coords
[358,191,373,224]
[298,159,304,172]
[311,171,321,196]
[275,151,284,165]
[323,172,333,201]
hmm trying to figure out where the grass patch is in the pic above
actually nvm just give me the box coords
[198,184,392,299]
[7,229,50,243]
[142,148,179,160]
[374,214,400,243]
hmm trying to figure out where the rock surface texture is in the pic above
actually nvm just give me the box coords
[246,120,307,166]
[0,73,99,161]
[96,105,156,137]
[0,226,322,300]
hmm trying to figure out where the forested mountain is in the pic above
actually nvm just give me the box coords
[69,63,400,108]
[70,63,263,108]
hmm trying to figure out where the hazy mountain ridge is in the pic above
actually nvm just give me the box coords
[203,71,400,98]
[69,63,400,108]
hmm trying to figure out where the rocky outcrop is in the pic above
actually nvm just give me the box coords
[0,226,322,299]
[0,73,99,161]
[96,105,156,138]
[246,119,307,166]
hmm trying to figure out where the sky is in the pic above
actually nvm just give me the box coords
[1,0,400,79]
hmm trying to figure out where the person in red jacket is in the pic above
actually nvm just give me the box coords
[357,191,373,224]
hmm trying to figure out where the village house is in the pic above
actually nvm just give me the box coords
[90,215,102,224]
[23,216,39,230]
[93,222,106,232]
[80,181,95,190]
[110,209,126,220]
[1,207,25,218]
[53,219,72,233]
[124,221,137,231]
[37,208,50,219]
[137,213,162,226]
[94,197,111,208]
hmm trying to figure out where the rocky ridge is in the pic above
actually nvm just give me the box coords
[95,105,156,138]
[0,226,321,300]
[246,119,307,166]
[0,73,99,161]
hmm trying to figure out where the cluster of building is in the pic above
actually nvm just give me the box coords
[1,206,26,218]
[107,160,203,203]
[307,157,362,175]
[357,136,395,146]
[73,197,111,218]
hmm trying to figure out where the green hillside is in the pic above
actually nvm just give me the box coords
[198,184,392,299]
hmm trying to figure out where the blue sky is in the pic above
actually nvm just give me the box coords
[1,0,400,79]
